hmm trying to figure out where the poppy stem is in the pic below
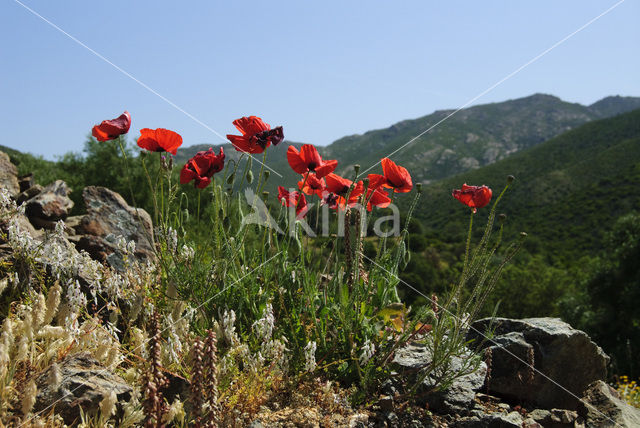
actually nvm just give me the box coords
[256,151,267,194]
[197,190,201,229]
[463,211,475,273]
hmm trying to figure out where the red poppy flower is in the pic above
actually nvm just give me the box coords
[365,187,391,211]
[324,174,365,209]
[137,128,183,155]
[180,147,225,189]
[452,184,492,213]
[298,174,325,197]
[368,158,412,193]
[92,111,131,142]
[287,145,338,178]
[278,186,308,218]
[227,116,284,154]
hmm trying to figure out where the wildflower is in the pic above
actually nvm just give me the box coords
[277,186,309,218]
[298,174,325,197]
[180,147,225,188]
[452,184,492,213]
[137,128,183,155]
[367,157,412,193]
[304,341,317,372]
[92,111,131,142]
[287,144,337,178]
[227,116,284,154]
[359,340,375,365]
[253,303,275,342]
[365,187,391,211]
[324,173,364,208]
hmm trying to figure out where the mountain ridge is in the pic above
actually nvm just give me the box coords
[174,93,640,186]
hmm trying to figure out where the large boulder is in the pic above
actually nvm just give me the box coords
[466,317,609,410]
[25,180,74,222]
[578,380,640,427]
[0,151,20,197]
[73,186,154,267]
[34,353,132,425]
[393,343,487,415]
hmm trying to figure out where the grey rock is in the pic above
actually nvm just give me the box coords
[527,409,551,422]
[522,418,543,428]
[528,408,579,427]
[467,317,609,410]
[34,353,132,425]
[452,411,522,428]
[74,186,154,268]
[0,151,20,196]
[26,180,74,221]
[393,343,486,415]
[578,380,640,428]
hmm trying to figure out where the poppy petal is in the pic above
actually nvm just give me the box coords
[287,146,308,174]
[233,116,270,136]
[314,159,338,178]
[381,158,412,193]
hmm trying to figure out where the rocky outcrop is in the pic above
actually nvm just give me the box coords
[34,353,132,425]
[393,343,487,415]
[72,186,154,268]
[0,151,20,197]
[25,180,74,223]
[466,317,609,410]
[579,380,640,428]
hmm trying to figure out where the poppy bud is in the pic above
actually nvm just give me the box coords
[263,170,270,181]
[246,170,254,183]
[416,183,423,194]
[354,164,361,175]
[498,213,507,222]
[227,173,235,185]
[507,175,515,184]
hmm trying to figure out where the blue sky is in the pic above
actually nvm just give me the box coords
[1,0,638,159]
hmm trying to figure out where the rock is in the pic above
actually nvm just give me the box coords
[393,343,486,415]
[348,413,369,427]
[69,235,118,264]
[522,417,543,428]
[25,180,74,221]
[466,317,609,410]
[18,173,34,192]
[0,151,20,197]
[74,186,154,267]
[1,211,39,241]
[452,411,523,428]
[16,183,43,205]
[34,353,132,425]
[527,408,580,427]
[578,380,640,427]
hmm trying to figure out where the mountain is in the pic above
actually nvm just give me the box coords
[415,108,640,262]
[175,94,640,189]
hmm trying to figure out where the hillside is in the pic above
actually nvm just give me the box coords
[176,94,640,188]
[415,108,640,262]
